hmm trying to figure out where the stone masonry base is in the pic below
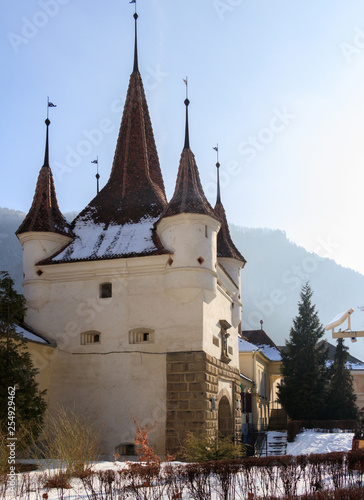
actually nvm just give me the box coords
[166,351,241,453]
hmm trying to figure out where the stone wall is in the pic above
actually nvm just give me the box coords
[166,351,241,452]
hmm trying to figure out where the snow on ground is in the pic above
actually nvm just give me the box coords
[5,432,356,499]
[286,429,354,456]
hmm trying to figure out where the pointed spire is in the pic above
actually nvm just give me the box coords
[74,66,167,229]
[213,152,246,263]
[160,88,218,221]
[16,118,72,238]
[71,0,167,229]
[54,4,168,262]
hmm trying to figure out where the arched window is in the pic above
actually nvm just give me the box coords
[99,282,112,298]
[81,331,101,345]
[129,327,155,344]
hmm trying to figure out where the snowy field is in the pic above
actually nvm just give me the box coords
[3,431,359,499]
[286,429,354,455]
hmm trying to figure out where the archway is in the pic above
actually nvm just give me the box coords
[218,395,233,437]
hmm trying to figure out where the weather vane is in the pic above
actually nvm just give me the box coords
[91,156,100,194]
[129,0,137,14]
[213,143,219,165]
[47,96,56,120]
[183,76,188,100]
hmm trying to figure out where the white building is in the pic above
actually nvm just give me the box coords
[16,11,246,455]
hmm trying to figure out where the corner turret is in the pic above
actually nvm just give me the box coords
[213,151,246,326]
[16,117,73,307]
[156,92,220,302]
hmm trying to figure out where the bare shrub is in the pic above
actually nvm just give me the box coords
[34,406,100,476]
[164,463,186,500]
[211,459,240,500]
[184,462,213,500]
[124,462,165,500]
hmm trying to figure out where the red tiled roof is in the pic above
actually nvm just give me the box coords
[76,69,167,228]
[49,68,169,263]
[16,141,72,238]
[214,201,246,263]
[160,146,218,220]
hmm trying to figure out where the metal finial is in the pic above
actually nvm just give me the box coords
[260,319,263,330]
[131,0,139,72]
[43,97,56,168]
[43,118,50,168]
[91,156,100,194]
[183,78,190,149]
[213,144,221,204]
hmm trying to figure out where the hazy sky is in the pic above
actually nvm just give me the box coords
[2,0,364,281]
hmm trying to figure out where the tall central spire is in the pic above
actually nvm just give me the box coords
[51,3,168,262]
[72,4,167,227]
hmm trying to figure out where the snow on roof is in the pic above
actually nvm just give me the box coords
[238,337,281,361]
[15,325,51,345]
[238,338,258,352]
[52,215,161,262]
[346,361,364,370]
[326,359,364,370]
[255,344,282,362]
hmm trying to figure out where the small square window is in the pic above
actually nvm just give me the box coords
[143,333,149,342]
[100,283,112,298]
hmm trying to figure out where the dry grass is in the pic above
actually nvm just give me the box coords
[33,406,100,476]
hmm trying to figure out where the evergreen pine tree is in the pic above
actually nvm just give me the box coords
[326,338,358,420]
[277,282,329,420]
[0,271,46,443]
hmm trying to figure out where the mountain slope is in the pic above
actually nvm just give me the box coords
[230,224,364,359]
